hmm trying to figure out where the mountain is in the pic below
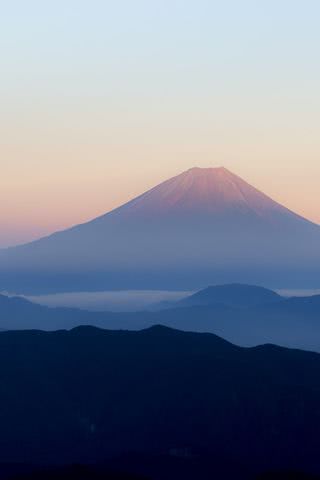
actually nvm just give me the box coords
[176,284,282,308]
[155,297,320,352]
[0,167,319,293]
[2,287,320,352]
[0,294,150,331]
[0,325,319,478]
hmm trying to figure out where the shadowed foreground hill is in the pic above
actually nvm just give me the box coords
[0,326,320,478]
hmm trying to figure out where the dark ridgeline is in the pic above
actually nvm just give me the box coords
[1,284,320,352]
[0,167,320,294]
[0,325,319,479]
[4,465,320,480]
[0,464,147,480]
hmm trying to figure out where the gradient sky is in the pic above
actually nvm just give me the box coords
[1,1,319,247]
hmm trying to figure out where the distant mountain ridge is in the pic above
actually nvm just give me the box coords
[0,167,319,293]
[1,284,320,352]
[176,284,282,308]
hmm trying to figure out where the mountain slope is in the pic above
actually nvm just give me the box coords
[95,167,305,220]
[0,167,319,293]
[0,325,320,476]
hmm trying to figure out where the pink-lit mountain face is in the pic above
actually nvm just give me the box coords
[0,167,319,293]
[111,167,293,220]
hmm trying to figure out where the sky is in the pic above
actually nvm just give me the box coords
[1,0,319,247]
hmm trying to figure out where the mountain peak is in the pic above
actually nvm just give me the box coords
[183,166,233,180]
[186,166,228,173]
[112,165,289,220]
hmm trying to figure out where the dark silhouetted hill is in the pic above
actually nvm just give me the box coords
[0,326,319,478]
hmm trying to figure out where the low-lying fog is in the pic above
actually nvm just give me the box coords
[2,288,320,313]
[24,290,193,312]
